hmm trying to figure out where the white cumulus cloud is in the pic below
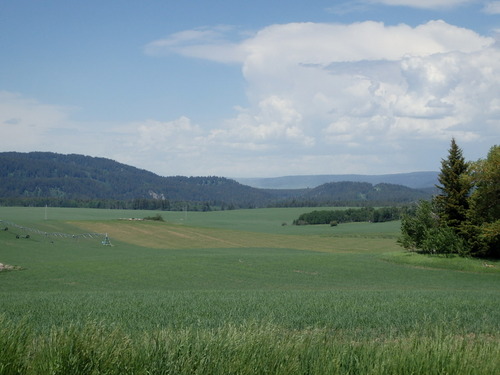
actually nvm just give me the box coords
[143,20,499,175]
[3,19,497,178]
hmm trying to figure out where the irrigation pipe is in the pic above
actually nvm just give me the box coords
[0,219,109,242]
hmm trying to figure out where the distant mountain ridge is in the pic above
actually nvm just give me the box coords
[234,172,439,190]
[0,152,434,208]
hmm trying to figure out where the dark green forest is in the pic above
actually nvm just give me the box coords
[0,152,433,210]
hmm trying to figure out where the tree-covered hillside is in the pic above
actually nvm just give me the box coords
[274,181,432,207]
[0,152,277,208]
[0,152,433,209]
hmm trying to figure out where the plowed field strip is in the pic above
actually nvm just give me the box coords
[71,221,398,253]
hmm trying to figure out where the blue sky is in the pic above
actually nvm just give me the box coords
[1,0,499,177]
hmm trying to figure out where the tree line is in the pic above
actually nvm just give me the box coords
[293,206,408,225]
[399,140,499,258]
[0,197,218,212]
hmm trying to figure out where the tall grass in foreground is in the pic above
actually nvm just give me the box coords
[1,317,498,375]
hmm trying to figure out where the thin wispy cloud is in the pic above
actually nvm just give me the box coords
[367,0,477,9]
[326,2,371,15]
[483,1,500,13]
[144,25,246,64]
[0,91,74,151]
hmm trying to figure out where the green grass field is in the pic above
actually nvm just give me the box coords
[1,207,499,374]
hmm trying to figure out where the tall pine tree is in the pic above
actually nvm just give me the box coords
[435,138,472,231]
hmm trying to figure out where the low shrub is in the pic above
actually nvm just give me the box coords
[143,214,164,222]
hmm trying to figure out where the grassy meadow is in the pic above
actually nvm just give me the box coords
[1,206,499,374]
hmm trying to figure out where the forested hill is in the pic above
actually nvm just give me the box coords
[0,152,276,207]
[300,181,431,205]
[0,152,433,208]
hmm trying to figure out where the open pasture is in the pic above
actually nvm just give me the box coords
[1,206,499,374]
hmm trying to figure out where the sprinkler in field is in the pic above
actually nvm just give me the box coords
[101,233,112,246]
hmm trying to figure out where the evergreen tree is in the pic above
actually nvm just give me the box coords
[434,138,472,232]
